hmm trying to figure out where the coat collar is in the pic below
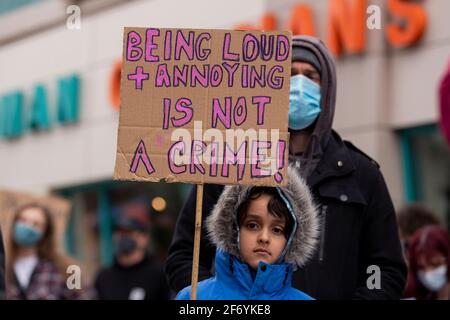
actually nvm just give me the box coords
[306,131,356,188]
[214,250,293,298]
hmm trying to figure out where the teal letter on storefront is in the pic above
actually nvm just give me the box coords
[57,74,80,124]
[30,84,51,130]
[0,92,24,139]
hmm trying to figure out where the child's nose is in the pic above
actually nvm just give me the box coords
[258,228,270,244]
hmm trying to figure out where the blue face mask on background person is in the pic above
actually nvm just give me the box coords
[114,234,138,256]
[289,74,321,130]
[418,265,448,291]
[13,222,43,246]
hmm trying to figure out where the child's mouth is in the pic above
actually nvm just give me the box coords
[254,248,271,256]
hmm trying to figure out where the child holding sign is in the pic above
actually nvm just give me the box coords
[176,167,318,300]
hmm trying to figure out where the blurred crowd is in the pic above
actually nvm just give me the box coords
[0,199,171,300]
[0,198,448,300]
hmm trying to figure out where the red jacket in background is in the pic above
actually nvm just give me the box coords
[439,60,450,146]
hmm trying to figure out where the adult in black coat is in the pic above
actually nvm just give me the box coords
[165,36,407,299]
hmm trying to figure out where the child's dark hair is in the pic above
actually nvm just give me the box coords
[237,187,294,238]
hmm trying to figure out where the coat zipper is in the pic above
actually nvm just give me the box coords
[319,204,328,262]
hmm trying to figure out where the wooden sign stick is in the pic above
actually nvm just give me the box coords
[190,183,204,300]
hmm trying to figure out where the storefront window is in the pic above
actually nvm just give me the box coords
[399,124,450,229]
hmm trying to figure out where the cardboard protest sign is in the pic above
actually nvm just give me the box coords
[0,191,71,255]
[114,28,291,186]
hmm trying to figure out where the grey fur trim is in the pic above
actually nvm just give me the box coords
[206,166,319,267]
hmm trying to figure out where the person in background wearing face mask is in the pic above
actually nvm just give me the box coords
[94,200,170,300]
[397,203,441,262]
[5,203,94,300]
[165,35,407,299]
[405,225,450,300]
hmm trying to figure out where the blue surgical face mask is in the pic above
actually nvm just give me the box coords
[13,222,43,247]
[114,234,138,257]
[418,265,448,292]
[289,74,321,130]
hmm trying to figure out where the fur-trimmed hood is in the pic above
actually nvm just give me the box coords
[206,166,319,268]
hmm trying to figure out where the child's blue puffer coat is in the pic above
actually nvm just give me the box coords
[176,250,313,300]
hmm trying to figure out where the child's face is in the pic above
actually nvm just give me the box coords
[239,194,287,270]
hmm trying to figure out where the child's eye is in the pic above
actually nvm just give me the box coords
[246,222,258,230]
[272,227,284,235]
